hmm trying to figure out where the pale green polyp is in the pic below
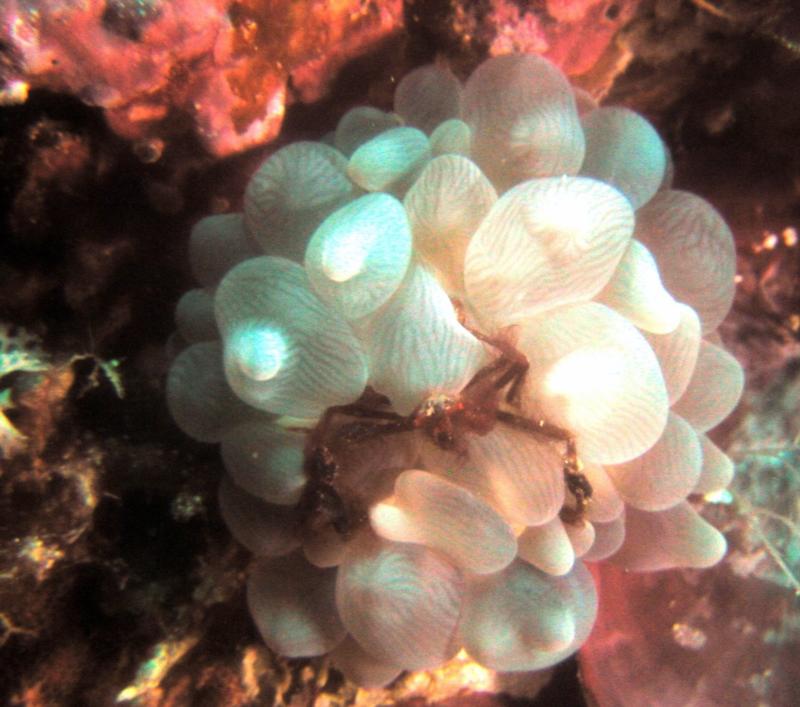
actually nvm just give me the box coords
[243,142,354,261]
[305,193,412,319]
[347,126,431,192]
[321,232,371,283]
[430,118,472,157]
[230,322,289,382]
[189,213,255,287]
[221,421,307,505]
[174,288,217,343]
[580,107,666,210]
[215,256,369,418]
[334,106,402,156]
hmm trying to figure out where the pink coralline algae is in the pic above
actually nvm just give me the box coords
[0,0,402,156]
[488,0,641,76]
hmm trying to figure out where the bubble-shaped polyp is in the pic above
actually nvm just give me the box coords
[305,193,413,319]
[167,51,742,689]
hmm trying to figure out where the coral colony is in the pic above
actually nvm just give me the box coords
[166,53,744,686]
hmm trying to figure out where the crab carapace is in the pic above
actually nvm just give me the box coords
[296,329,593,536]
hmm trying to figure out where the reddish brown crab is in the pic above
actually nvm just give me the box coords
[296,329,593,537]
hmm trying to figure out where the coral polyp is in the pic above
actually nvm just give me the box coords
[166,52,743,687]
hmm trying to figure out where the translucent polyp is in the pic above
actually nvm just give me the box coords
[336,533,463,671]
[606,412,703,511]
[220,420,307,505]
[347,126,431,193]
[596,239,682,334]
[635,190,736,333]
[458,559,597,671]
[463,53,585,189]
[580,106,667,210]
[174,288,217,343]
[393,63,463,134]
[166,341,253,443]
[334,106,402,157]
[189,213,256,287]
[247,552,345,657]
[672,339,744,432]
[610,502,727,571]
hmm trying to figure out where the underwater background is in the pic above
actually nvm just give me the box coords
[0,1,798,705]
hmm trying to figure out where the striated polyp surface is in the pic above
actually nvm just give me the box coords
[163,48,744,696]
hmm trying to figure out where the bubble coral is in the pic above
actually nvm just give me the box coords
[166,52,744,687]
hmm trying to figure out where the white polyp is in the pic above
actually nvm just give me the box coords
[229,322,289,381]
[215,257,368,418]
[518,302,669,464]
[544,346,625,398]
[635,190,736,333]
[369,470,517,575]
[643,303,702,404]
[464,176,634,327]
[611,501,727,571]
[693,434,735,494]
[597,239,682,334]
[672,339,744,432]
[518,517,575,576]
[305,193,412,319]
[540,345,651,457]
[606,412,703,511]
